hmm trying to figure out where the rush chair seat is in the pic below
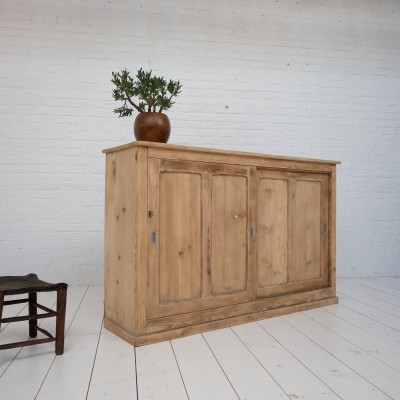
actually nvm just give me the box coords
[0,274,68,355]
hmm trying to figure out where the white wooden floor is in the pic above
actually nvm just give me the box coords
[1,277,400,400]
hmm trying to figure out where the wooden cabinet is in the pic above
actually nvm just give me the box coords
[103,142,339,346]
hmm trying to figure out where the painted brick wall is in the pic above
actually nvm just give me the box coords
[0,0,399,284]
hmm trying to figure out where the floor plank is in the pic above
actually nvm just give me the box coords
[203,327,290,400]
[338,278,400,307]
[35,286,103,400]
[136,341,188,400]
[86,325,137,400]
[306,307,400,371]
[171,334,238,400]
[337,286,400,317]
[283,312,400,399]
[259,316,391,400]
[338,295,400,332]
[373,277,400,291]
[323,303,400,348]
[232,322,341,400]
[356,278,400,299]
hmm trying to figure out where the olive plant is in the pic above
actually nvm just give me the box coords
[111,68,182,117]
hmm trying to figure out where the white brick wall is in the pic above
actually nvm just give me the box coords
[0,0,399,284]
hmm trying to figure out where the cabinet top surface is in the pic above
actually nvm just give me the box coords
[102,141,341,165]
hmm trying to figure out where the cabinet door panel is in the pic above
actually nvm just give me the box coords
[257,177,288,288]
[291,180,322,282]
[211,175,248,295]
[256,170,329,298]
[148,159,251,320]
[159,172,201,303]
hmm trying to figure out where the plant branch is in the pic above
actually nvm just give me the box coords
[124,91,145,113]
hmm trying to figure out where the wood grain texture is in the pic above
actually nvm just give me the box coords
[146,287,336,333]
[103,141,340,165]
[257,175,289,289]
[146,157,161,320]
[329,168,337,293]
[211,174,248,295]
[159,171,202,303]
[105,296,338,347]
[103,143,338,346]
[147,159,251,320]
[135,146,149,335]
[104,148,137,335]
[292,179,322,282]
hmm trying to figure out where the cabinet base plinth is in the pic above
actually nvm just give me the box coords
[104,296,338,347]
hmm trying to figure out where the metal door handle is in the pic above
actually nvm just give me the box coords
[249,226,254,240]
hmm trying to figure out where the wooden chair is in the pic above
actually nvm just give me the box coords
[0,274,68,355]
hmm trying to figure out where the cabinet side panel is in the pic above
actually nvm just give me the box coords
[211,175,248,295]
[257,178,288,287]
[329,168,337,292]
[291,180,321,282]
[104,148,137,334]
[159,172,202,303]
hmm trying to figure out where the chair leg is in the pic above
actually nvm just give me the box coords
[29,292,38,338]
[0,293,4,332]
[55,288,67,355]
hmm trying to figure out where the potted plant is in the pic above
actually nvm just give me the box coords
[111,68,182,143]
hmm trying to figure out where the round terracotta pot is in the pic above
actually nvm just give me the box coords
[134,112,171,143]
